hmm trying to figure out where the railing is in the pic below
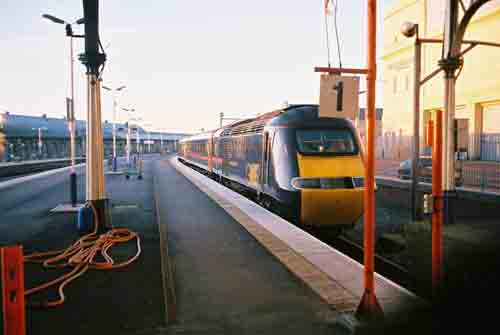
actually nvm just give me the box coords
[461,162,500,192]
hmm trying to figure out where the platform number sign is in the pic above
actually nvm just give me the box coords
[319,74,359,120]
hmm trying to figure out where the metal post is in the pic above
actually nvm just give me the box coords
[112,93,117,171]
[136,127,140,155]
[126,124,131,166]
[443,70,457,225]
[86,75,108,223]
[1,246,26,335]
[148,132,151,153]
[411,28,422,221]
[80,0,110,232]
[356,0,383,320]
[69,34,77,206]
[432,110,444,296]
[38,128,42,157]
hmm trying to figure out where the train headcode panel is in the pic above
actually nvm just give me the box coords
[319,74,359,121]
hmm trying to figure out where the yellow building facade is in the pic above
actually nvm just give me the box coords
[382,0,500,160]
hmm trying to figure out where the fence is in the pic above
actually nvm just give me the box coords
[480,134,500,161]
[376,132,500,192]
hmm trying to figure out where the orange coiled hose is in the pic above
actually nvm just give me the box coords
[24,203,141,308]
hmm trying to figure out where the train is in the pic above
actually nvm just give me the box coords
[178,104,366,233]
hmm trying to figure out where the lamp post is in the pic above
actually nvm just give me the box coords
[32,127,48,158]
[127,115,143,158]
[102,84,126,171]
[42,13,84,207]
[143,122,153,153]
[78,0,111,231]
[122,107,136,167]
[400,22,422,223]
[135,118,142,155]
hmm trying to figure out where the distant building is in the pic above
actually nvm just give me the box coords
[355,107,384,139]
[0,112,190,162]
[382,0,500,160]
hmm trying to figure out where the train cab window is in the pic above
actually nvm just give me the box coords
[296,129,357,155]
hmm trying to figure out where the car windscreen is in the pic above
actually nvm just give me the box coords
[296,129,357,155]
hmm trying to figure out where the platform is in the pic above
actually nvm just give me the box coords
[1,154,430,334]
[162,157,425,317]
[149,156,431,333]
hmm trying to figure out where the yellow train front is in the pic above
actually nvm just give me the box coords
[178,104,365,233]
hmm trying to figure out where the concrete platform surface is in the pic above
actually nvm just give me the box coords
[168,157,425,317]
[1,157,166,335]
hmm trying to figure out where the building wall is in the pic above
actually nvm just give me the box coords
[382,0,500,160]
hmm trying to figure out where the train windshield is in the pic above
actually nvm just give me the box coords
[296,129,357,154]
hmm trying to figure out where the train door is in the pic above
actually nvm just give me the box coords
[208,135,213,173]
[261,131,271,187]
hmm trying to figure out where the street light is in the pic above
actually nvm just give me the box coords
[42,13,84,207]
[32,127,48,158]
[122,107,137,166]
[143,122,153,153]
[102,84,126,171]
[400,21,422,223]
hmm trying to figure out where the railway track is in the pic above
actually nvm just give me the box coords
[320,233,414,293]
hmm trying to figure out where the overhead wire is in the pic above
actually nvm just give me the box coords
[324,0,332,67]
[324,0,343,69]
[332,0,342,68]
[24,202,141,308]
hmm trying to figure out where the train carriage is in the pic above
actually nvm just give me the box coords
[178,104,365,233]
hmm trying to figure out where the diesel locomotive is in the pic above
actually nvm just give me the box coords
[178,104,365,232]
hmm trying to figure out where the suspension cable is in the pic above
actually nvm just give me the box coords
[324,0,332,68]
[332,0,342,68]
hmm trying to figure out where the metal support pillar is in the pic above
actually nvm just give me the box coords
[439,57,461,226]
[126,125,131,167]
[69,34,78,207]
[112,95,117,172]
[411,29,422,221]
[1,245,26,335]
[356,0,383,320]
[85,75,110,231]
[80,0,110,231]
[432,110,444,297]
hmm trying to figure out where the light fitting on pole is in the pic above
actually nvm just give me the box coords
[42,14,66,24]
[400,21,418,38]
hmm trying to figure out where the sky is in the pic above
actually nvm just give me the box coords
[0,0,398,134]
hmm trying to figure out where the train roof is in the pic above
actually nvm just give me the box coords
[179,104,366,142]
[220,104,356,136]
[0,113,190,141]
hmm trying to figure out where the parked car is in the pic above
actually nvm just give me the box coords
[397,156,463,186]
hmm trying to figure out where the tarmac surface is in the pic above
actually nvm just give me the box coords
[153,158,342,334]
[1,156,165,335]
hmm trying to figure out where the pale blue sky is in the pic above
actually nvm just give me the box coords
[1,0,397,133]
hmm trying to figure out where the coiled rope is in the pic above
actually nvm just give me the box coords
[24,202,141,308]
